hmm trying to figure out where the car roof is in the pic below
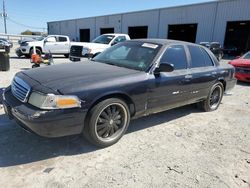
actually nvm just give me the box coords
[103,33,128,36]
[130,38,200,46]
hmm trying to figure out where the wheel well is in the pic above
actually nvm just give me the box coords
[218,79,226,91]
[88,93,136,117]
[29,47,42,54]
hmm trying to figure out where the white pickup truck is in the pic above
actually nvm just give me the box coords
[69,33,130,61]
[19,35,70,58]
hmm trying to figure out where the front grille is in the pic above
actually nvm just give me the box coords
[235,67,250,74]
[70,45,83,57]
[11,77,31,102]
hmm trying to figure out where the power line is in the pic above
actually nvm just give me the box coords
[7,17,46,31]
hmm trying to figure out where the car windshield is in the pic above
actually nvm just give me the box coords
[92,35,115,44]
[93,41,162,71]
[36,36,45,41]
[242,52,250,59]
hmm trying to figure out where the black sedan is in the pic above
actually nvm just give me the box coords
[3,39,236,147]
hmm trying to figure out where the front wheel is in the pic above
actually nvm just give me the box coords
[83,98,130,147]
[200,82,224,112]
[30,48,42,57]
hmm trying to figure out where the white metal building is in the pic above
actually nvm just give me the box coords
[48,0,250,53]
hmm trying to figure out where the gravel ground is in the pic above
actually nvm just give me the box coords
[0,47,250,188]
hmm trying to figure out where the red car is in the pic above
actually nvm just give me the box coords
[229,52,250,82]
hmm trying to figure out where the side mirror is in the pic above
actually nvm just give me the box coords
[154,63,174,75]
[111,41,118,46]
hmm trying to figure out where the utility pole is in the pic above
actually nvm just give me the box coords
[1,0,7,34]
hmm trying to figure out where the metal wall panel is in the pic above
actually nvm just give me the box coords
[95,15,122,36]
[213,0,250,45]
[159,3,217,43]
[48,22,60,35]
[121,10,159,38]
[59,20,77,41]
[76,18,96,41]
[47,0,250,45]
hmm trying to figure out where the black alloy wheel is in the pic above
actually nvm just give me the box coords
[200,82,224,112]
[84,98,130,147]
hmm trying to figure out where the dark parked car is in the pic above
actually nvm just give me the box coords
[200,42,224,60]
[3,39,236,147]
[0,40,10,53]
[0,38,13,48]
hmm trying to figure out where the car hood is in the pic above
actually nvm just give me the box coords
[21,61,140,93]
[70,42,109,49]
[229,59,250,67]
[26,41,43,46]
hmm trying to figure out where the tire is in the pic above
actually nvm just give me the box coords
[32,64,40,68]
[83,98,130,147]
[200,82,224,112]
[64,54,69,58]
[30,48,42,57]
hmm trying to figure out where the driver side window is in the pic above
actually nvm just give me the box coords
[45,37,56,43]
[112,36,126,45]
[160,45,188,70]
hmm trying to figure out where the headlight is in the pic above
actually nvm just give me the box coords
[21,42,28,46]
[82,47,91,55]
[28,92,81,109]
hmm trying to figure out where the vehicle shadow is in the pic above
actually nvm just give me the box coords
[0,105,200,167]
[237,81,250,86]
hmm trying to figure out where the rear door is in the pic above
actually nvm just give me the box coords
[57,36,70,54]
[187,45,218,100]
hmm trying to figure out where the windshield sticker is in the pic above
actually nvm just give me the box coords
[142,43,158,49]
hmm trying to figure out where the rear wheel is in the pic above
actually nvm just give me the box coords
[200,82,224,112]
[83,98,130,147]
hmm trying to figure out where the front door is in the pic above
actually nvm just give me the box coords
[147,45,193,113]
[44,36,58,53]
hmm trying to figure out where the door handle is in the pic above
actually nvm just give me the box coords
[185,74,192,79]
[212,71,217,75]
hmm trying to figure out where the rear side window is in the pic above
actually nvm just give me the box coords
[201,48,214,66]
[188,45,205,68]
[160,45,187,70]
[58,37,67,42]
[114,36,127,43]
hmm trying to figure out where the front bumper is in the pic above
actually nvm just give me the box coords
[235,73,250,83]
[69,53,93,61]
[2,88,87,138]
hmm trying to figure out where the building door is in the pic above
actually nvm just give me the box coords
[224,21,250,55]
[79,29,90,42]
[128,26,148,39]
[100,28,114,35]
[168,24,198,43]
